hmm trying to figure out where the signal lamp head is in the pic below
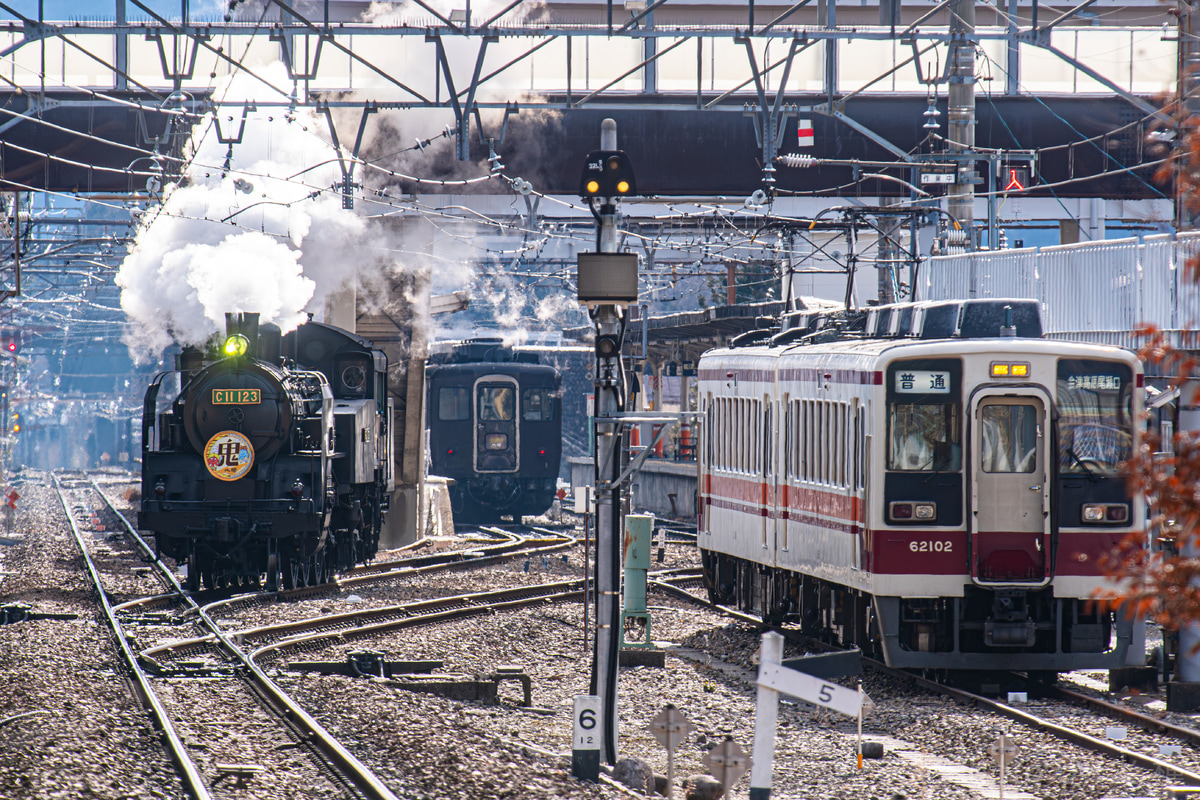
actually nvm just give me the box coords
[616,180,630,194]
[6,342,14,353]
[595,334,621,359]
[586,180,600,194]
[223,334,250,358]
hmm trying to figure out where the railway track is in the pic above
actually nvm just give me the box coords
[141,579,586,667]
[55,471,404,800]
[648,571,1200,788]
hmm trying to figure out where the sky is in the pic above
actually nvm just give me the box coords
[1,1,229,21]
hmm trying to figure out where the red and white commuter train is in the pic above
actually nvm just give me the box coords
[697,298,1144,672]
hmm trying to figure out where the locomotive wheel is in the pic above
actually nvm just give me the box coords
[265,553,281,592]
[312,550,326,585]
[185,561,200,593]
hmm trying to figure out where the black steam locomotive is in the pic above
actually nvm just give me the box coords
[139,313,393,591]
[426,338,561,523]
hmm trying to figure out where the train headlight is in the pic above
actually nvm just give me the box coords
[1082,503,1129,523]
[485,433,508,450]
[890,501,936,522]
[223,334,250,358]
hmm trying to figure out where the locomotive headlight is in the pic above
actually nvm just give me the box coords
[223,333,250,358]
[485,433,508,450]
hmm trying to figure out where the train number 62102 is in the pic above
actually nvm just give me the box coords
[909,540,953,553]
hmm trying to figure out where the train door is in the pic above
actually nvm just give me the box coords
[474,376,519,473]
[969,389,1050,585]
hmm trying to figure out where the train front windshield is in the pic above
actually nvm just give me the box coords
[888,404,962,472]
[1056,359,1134,476]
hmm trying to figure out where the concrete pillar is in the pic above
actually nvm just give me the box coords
[946,0,976,251]
[355,261,431,550]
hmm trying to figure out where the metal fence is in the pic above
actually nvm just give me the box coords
[920,232,1200,350]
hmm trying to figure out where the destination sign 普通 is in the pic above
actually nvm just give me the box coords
[213,388,261,405]
[894,370,950,394]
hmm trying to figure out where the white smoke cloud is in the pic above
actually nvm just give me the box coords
[361,0,548,26]
[117,64,368,359]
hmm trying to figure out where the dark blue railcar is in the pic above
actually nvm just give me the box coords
[426,338,562,523]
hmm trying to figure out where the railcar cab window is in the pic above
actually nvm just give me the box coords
[478,386,514,421]
[438,387,470,421]
[522,388,556,421]
[1056,359,1133,476]
[886,360,963,472]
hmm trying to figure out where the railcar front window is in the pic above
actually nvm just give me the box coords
[980,404,1038,473]
[1057,360,1133,476]
[522,388,555,421]
[438,387,469,421]
[888,404,961,471]
[478,386,514,421]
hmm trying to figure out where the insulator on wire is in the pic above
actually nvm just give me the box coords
[777,153,816,169]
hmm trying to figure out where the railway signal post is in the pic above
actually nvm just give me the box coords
[576,118,639,765]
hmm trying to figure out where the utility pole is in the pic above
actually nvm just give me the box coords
[946,0,976,252]
[576,119,639,765]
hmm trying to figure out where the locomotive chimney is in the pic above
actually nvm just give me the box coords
[258,322,282,365]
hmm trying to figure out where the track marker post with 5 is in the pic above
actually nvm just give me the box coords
[750,631,864,799]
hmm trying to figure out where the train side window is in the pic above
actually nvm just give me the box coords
[818,402,827,484]
[438,387,470,421]
[888,403,962,472]
[853,403,864,490]
[792,400,800,480]
[522,388,555,421]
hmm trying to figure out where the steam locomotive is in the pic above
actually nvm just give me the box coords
[426,338,561,523]
[139,313,393,591]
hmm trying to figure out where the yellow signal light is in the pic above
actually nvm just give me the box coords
[616,180,630,193]
[586,180,600,194]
